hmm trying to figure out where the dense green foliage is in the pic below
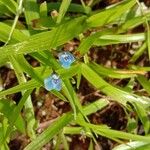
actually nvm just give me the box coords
[0,0,150,149]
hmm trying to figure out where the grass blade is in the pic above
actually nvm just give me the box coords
[89,62,145,79]
[81,63,150,107]
[24,99,109,150]
[133,102,150,134]
[113,141,150,150]
[137,75,150,95]
[94,33,145,46]
[0,99,25,133]
[130,42,146,63]
[86,0,136,27]
[0,16,87,61]
[0,22,28,43]
[24,0,40,29]
[78,29,113,55]
[47,2,91,14]
[56,0,71,24]
[24,113,73,150]
[0,0,18,14]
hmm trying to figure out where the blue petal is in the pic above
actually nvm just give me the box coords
[61,61,72,69]
[53,80,62,91]
[44,74,62,91]
[58,52,75,68]
[51,74,62,91]
[44,76,54,91]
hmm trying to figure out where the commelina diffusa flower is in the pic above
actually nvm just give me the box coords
[44,74,62,91]
[58,52,75,68]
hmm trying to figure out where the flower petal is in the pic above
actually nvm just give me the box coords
[58,52,75,68]
[44,74,62,91]
[44,76,54,91]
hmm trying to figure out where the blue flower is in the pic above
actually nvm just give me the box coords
[44,74,62,91]
[58,52,75,68]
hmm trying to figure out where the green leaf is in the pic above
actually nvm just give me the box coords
[24,99,109,150]
[30,51,57,67]
[85,123,150,142]
[78,29,113,55]
[113,141,150,150]
[88,139,94,150]
[2,90,33,144]
[0,64,80,98]
[62,79,77,118]
[0,22,28,43]
[0,57,9,67]
[94,33,145,46]
[51,90,68,102]
[0,118,9,150]
[0,79,39,98]
[31,17,56,30]
[78,32,145,55]
[147,20,150,60]
[54,132,62,150]
[57,64,80,78]
[8,55,36,139]
[0,2,13,15]
[56,0,71,24]
[127,117,137,134]
[0,0,18,14]
[118,12,150,33]
[24,92,37,139]
[61,133,69,150]
[24,113,73,150]
[16,55,43,85]
[137,75,150,95]
[82,98,109,115]
[130,42,146,63]
[0,16,87,61]
[40,1,47,17]
[89,62,140,79]
[24,0,40,28]
[47,2,91,14]
[76,67,82,89]
[0,99,25,133]
[81,63,150,107]
[86,0,136,27]
[133,102,150,134]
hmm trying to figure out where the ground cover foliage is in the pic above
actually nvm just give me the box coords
[0,0,150,149]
